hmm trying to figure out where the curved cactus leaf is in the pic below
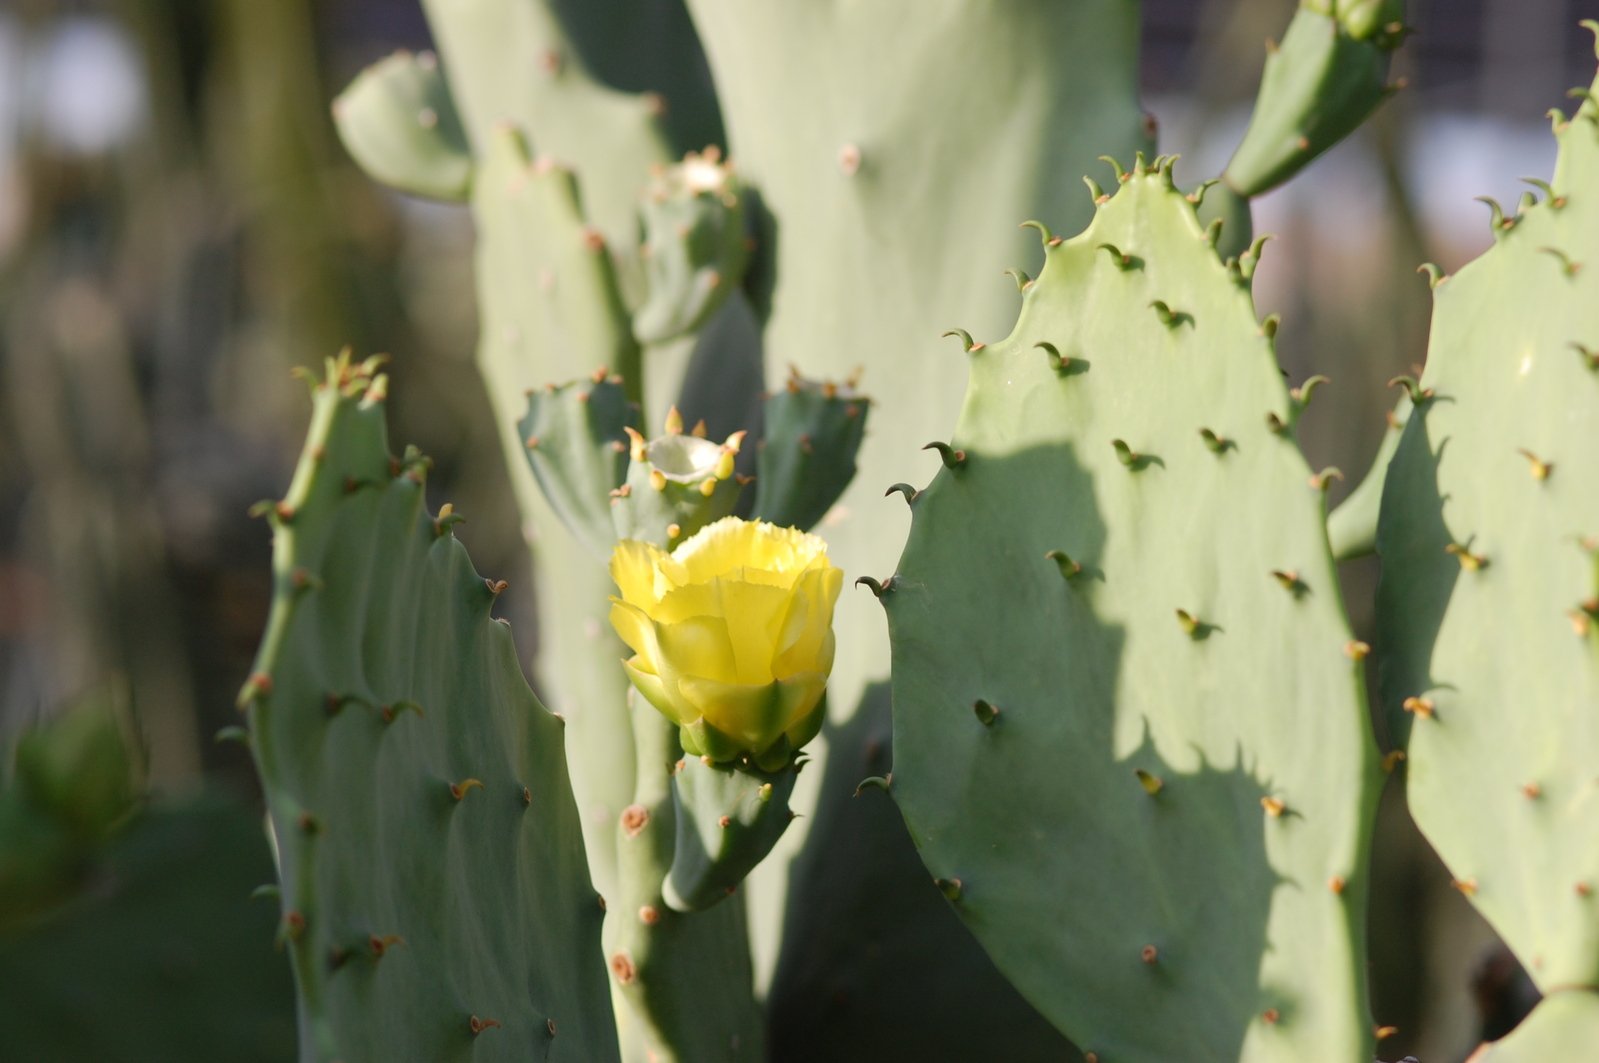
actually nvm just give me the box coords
[881,156,1379,1061]
[332,50,472,202]
[243,354,617,1062]
[1374,64,1599,1005]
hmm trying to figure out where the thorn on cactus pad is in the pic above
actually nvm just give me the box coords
[1111,439,1161,471]
[1134,769,1163,796]
[639,905,661,925]
[1538,247,1582,277]
[854,774,892,797]
[1096,243,1139,271]
[1045,550,1083,580]
[1451,878,1478,897]
[1083,176,1108,206]
[1416,263,1447,288]
[972,699,1000,726]
[922,441,966,469]
[369,934,405,959]
[1097,154,1128,182]
[940,328,982,353]
[1521,782,1542,800]
[934,877,963,902]
[1260,796,1286,818]
[1387,375,1434,404]
[1329,876,1346,895]
[608,952,636,985]
[855,575,890,598]
[1516,449,1553,481]
[1271,570,1307,598]
[1578,882,1593,898]
[1148,300,1192,329]
[1261,1008,1280,1025]
[1019,219,1054,244]
[468,1015,502,1036]
[1381,750,1406,773]
[1289,375,1328,406]
[1198,428,1234,454]
[1521,176,1565,208]
[1344,640,1371,661]
[1003,267,1033,291]
[1140,944,1158,965]
[1444,543,1489,571]
[1309,468,1343,493]
[1374,1024,1398,1041]
[449,779,484,801]
[884,483,919,505]
[620,804,650,837]
[1572,343,1599,371]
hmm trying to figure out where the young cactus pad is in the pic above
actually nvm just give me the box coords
[1373,54,1599,1050]
[242,354,616,1063]
[879,159,1379,1061]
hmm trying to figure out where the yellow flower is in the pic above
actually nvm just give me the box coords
[608,517,842,768]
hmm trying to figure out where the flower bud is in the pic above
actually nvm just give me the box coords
[608,517,842,769]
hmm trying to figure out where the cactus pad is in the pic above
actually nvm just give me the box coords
[880,159,1379,1060]
[1373,58,1599,1031]
[242,354,616,1062]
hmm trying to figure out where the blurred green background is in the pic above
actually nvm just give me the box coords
[0,1,1593,1058]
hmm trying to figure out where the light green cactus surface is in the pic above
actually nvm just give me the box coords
[879,158,1380,1062]
[241,354,618,1063]
[1374,56,1599,1055]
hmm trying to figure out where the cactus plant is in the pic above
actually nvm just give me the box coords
[1373,47,1599,1059]
[240,353,618,1062]
[875,159,1380,1061]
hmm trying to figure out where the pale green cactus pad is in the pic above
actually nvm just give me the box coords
[878,158,1380,1061]
[242,355,617,1063]
[1374,57,1599,1046]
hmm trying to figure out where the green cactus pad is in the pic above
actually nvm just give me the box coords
[881,158,1379,1061]
[664,757,797,913]
[752,372,869,533]
[1223,3,1405,198]
[332,49,472,202]
[634,149,750,344]
[1373,63,1599,1001]
[610,412,743,548]
[243,354,617,1063]
[518,372,638,560]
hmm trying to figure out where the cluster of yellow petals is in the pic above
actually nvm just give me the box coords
[608,517,842,760]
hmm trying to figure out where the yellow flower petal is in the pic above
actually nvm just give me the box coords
[611,539,670,607]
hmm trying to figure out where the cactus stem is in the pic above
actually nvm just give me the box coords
[935,877,963,901]
[1444,543,1489,571]
[853,774,892,797]
[1045,550,1083,580]
[1134,769,1163,796]
[1538,247,1583,277]
[1516,449,1554,480]
[1402,696,1435,720]
[885,483,920,505]
[972,699,1000,726]
[1260,796,1286,818]
[923,441,967,469]
[620,804,650,837]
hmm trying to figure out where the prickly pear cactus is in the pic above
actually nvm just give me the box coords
[1374,49,1599,1057]
[241,354,617,1063]
[877,158,1380,1061]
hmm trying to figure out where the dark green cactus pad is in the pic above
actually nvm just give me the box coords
[518,372,637,560]
[243,355,617,1063]
[753,372,869,533]
[1223,2,1405,198]
[332,49,472,202]
[1373,57,1599,1026]
[881,158,1379,1061]
[634,149,750,344]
